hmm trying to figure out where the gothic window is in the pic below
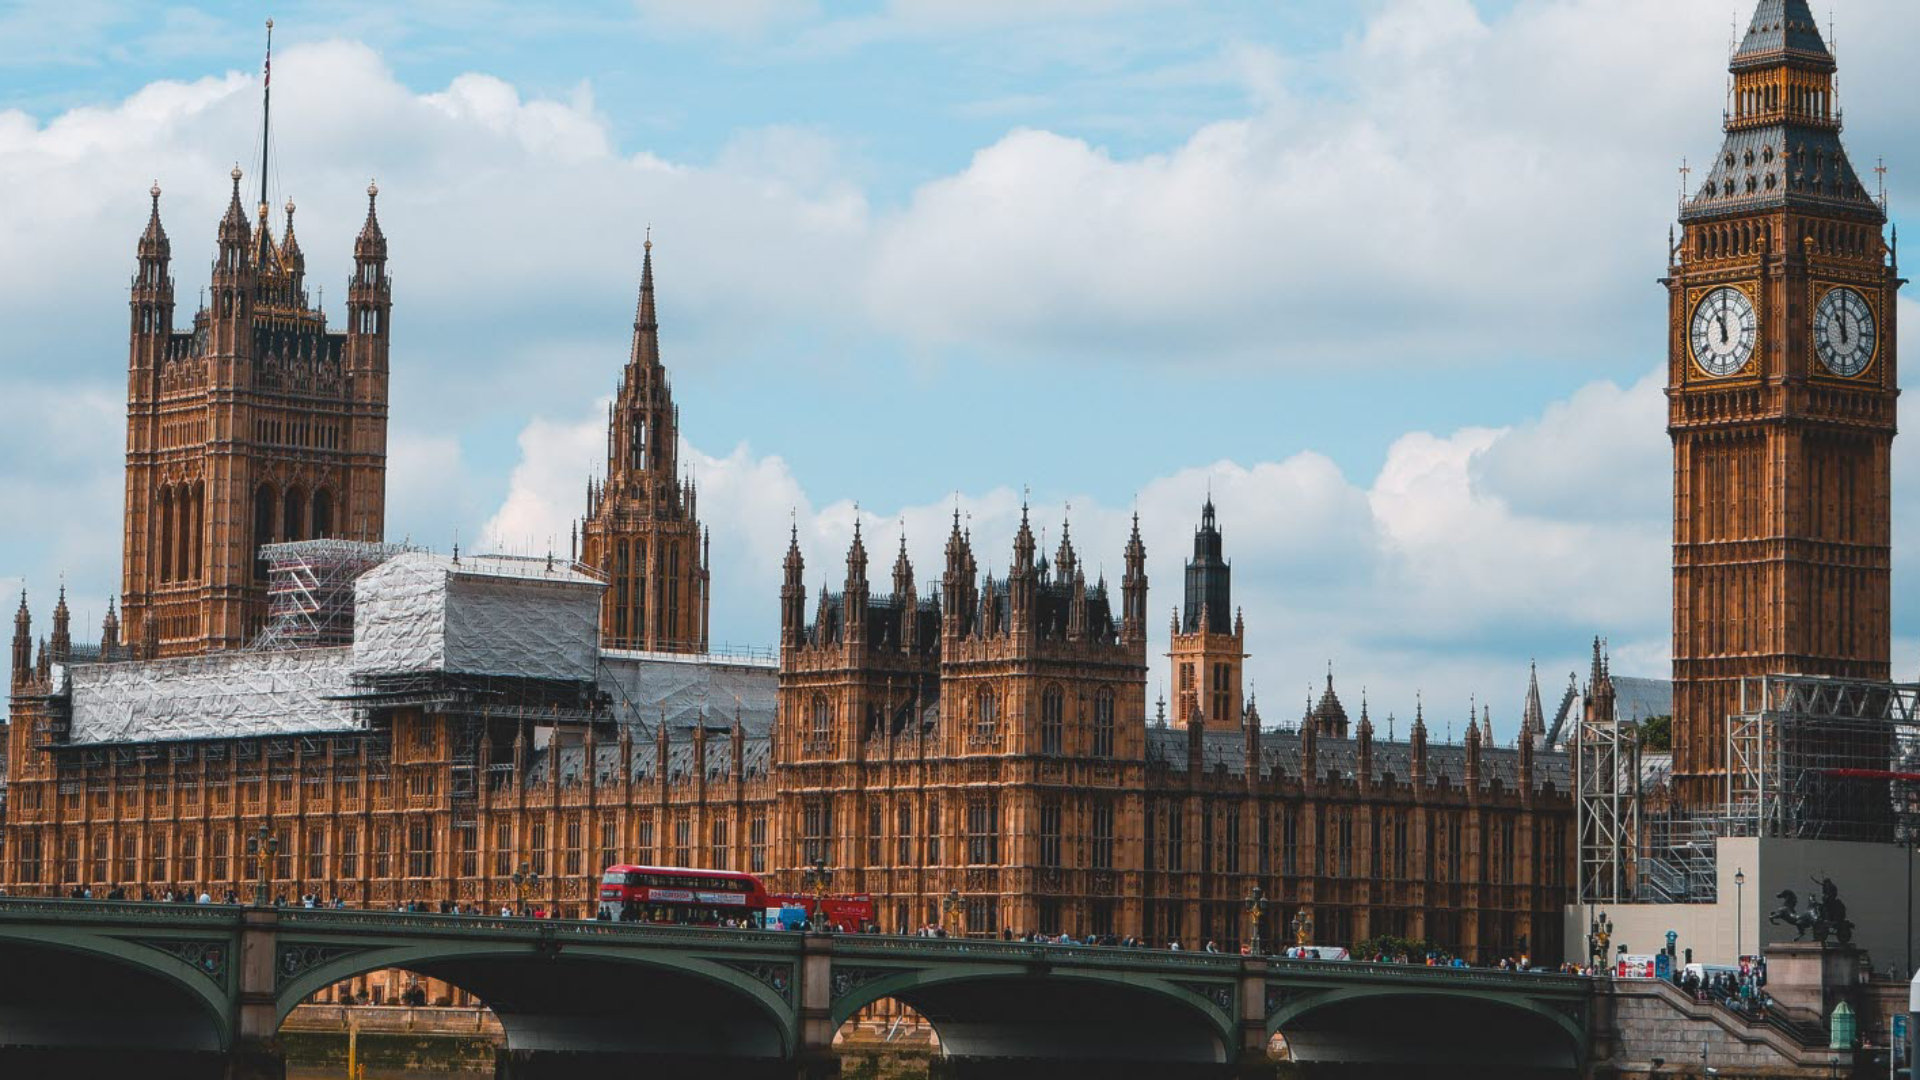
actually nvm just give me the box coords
[118,833,136,883]
[283,485,307,542]
[253,484,276,580]
[312,489,334,539]
[1212,663,1230,723]
[803,798,833,866]
[600,820,618,875]
[810,695,831,743]
[1200,805,1214,875]
[925,799,941,865]
[158,485,176,583]
[672,815,691,866]
[895,801,912,865]
[974,687,997,738]
[306,827,325,880]
[1091,800,1114,871]
[210,830,229,882]
[965,794,998,865]
[1282,807,1297,876]
[1144,803,1158,871]
[867,802,883,865]
[665,542,681,644]
[564,816,583,877]
[1224,808,1240,874]
[749,813,768,874]
[150,832,170,884]
[1258,810,1271,876]
[1040,685,1064,755]
[629,419,646,471]
[1167,804,1184,872]
[1039,798,1062,868]
[341,826,360,879]
[1092,690,1115,758]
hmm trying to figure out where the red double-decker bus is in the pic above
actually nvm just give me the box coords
[598,865,767,926]
[597,864,876,930]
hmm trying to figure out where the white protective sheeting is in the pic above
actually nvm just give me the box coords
[67,648,359,744]
[352,552,604,682]
[598,651,778,734]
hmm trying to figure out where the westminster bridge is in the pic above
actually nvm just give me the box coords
[0,898,1594,1079]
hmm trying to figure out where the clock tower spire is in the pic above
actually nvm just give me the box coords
[1667,0,1899,809]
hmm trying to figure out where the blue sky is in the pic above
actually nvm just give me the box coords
[3,0,1918,736]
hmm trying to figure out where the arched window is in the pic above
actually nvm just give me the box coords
[158,485,176,583]
[1039,685,1064,755]
[253,484,276,580]
[311,489,334,539]
[1092,689,1115,758]
[974,687,997,738]
[283,485,307,542]
[811,695,831,742]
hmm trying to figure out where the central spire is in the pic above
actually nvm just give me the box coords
[631,231,658,369]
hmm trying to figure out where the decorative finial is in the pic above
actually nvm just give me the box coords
[231,164,243,183]
[150,180,161,202]
[285,197,295,216]
[367,179,379,203]
[645,224,652,252]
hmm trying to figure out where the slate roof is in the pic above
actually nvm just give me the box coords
[1731,0,1831,68]
[1143,726,1570,794]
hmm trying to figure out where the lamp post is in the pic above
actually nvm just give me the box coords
[1735,868,1746,966]
[801,856,834,931]
[1588,910,1613,969]
[251,823,279,907]
[1290,906,1314,949]
[942,888,965,938]
[510,862,541,917]
[1245,886,1268,956]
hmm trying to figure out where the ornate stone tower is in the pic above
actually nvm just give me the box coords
[1168,499,1245,730]
[578,240,710,654]
[1668,0,1898,808]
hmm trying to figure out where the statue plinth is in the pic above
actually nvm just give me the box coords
[1763,940,1867,1023]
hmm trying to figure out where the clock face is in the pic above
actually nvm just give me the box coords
[1814,286,1877,377]
[1690,286,1758,378]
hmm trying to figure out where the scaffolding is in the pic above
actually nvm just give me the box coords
[1576,698,1640,903]
[1725,674,1920,843]
[253,540,414,651]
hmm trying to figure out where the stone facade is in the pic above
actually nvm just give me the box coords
[121,171,390,658]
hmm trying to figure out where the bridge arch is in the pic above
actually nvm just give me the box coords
[275,937,797,1062]
[831,963,1238,1067]
[1268,985,1583,1071]
[0,923,233,1055]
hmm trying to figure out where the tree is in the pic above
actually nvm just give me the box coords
[1638,715,1672,751]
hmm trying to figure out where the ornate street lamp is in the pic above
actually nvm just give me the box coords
[1588,910,1613,966]
[251,823,279,907]
[1290,906,1314,948]
[942,888,965,938]
[1245,886,1268,956]
[801,856,833,931]
[1734,868,1747,964]
[510,862,541,917]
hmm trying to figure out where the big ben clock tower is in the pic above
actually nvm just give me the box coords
[1668,0,1900,810]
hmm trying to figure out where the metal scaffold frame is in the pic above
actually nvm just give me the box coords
[1576,700,1639,903]
[1725,674,1920,843]
[253,540,415,651]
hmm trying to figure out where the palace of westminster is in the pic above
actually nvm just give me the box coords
[0,0,1904,970]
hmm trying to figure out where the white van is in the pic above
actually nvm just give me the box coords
[1682,963,1741,984]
